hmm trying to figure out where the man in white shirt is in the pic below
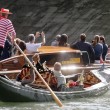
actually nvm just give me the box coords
[26,32,45,53]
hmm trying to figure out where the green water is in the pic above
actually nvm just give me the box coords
[0,91,110,110]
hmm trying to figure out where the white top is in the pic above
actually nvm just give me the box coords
[53,70,66,87]
[26,43,42,53]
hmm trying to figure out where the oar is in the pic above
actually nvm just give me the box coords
[14,40,63,107]
[62,65,110,71]
[0,70,21,74]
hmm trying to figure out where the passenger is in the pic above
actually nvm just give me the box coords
[51,34,61,46]
[32,53,47,73]
[53,62,84,91]
[26,31,45,54]
[53,62,66,91]
[70,33,95,63]
[92,35,103,63]
[1,39,12,60]
[107,45,110,54]
[21,68,35,86]
[100,35,108,61]
[91,40,95,45]
[15,38,27,55]
[0,8,16,59]
[16,64,31,82]
[58,34,70,47]
[16,64,35,86]
[105,45,110,62]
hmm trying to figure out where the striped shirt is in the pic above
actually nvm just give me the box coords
[0,18,16,47]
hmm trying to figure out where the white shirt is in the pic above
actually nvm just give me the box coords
[26,43,42,53]
[53,70,66,87]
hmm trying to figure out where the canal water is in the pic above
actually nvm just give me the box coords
[0,91,110,110]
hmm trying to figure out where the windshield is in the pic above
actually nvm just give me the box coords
[40,52,81,66]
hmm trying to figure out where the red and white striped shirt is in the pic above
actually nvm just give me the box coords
[0,18,16,47]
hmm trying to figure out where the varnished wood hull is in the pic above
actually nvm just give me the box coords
[0,46,110,76]
[0,46,87,71]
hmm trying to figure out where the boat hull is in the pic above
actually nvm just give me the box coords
[0,76,109,102]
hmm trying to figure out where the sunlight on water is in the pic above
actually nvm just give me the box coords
[0,91,110,110]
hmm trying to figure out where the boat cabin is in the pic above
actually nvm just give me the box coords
[0,46,90,71]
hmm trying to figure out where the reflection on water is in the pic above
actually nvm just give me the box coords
[0,91,110,110]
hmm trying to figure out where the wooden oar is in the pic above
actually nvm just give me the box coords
[61,65,110,71]
[0,70,21,74]
[14,40,63,107]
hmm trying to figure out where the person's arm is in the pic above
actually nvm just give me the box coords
[41,32,45,45]
[35,32,40,38]
[70,42,78,49]
[6,39,12,51]
[35,31,45,45]
[7,20,16,44]
[89,45,95,63]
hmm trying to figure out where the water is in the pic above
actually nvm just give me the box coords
[0,91,110,110]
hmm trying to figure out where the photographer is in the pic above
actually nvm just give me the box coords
[26,31,45,54]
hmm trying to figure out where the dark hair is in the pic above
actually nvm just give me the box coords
[19,41,26,50]
[108,44,110,48]
[92,40,95,43]
[100,35,105,43]
[18,40,26,55]
[80,33,86,42]
[58,34,68,46]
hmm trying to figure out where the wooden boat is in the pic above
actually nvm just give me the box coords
[0,46,91,71]
[0,46,109,75]
[0,66,110,102]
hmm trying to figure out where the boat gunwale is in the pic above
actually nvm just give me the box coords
[0,71,109,94]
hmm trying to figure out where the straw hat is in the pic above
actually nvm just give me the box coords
[0,8,12,14]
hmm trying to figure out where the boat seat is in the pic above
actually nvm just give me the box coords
[16,64,57,89]
[83,71,101,88]
[33,72,57,89]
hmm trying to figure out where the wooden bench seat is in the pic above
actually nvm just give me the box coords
[33,72,57,89]
[83,71,101,88]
